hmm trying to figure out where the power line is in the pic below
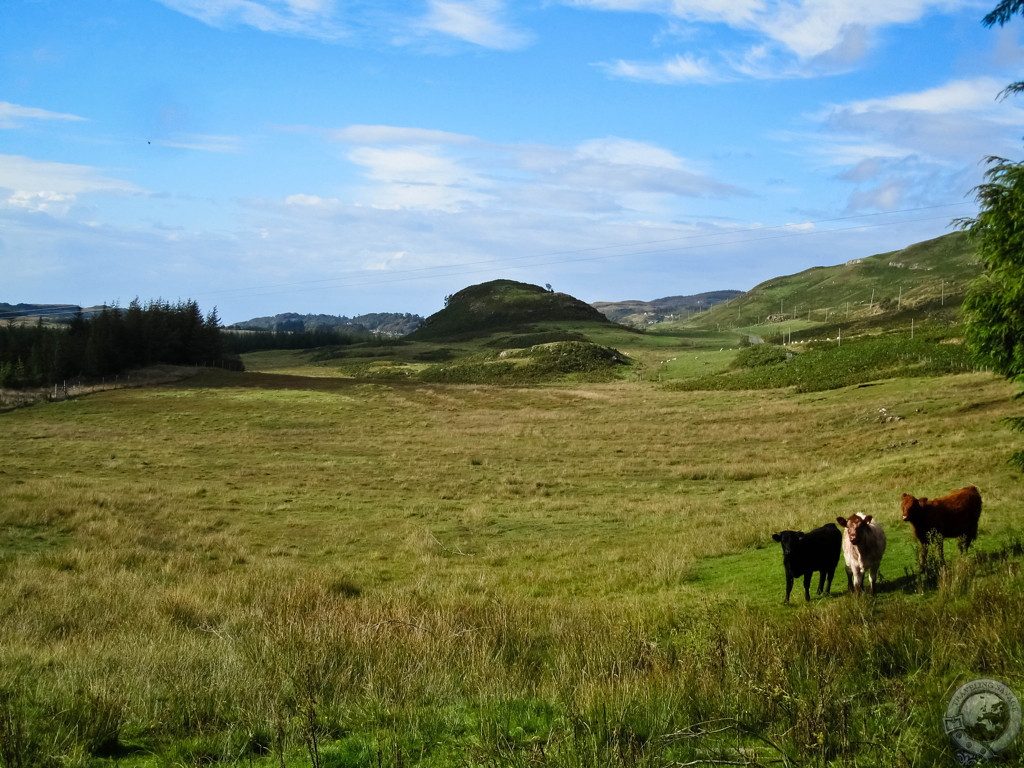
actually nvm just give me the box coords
[1,201,974,317]
[197,201,974,300]
[196,211,969,301]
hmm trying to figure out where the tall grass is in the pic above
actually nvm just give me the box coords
[0,370,1021,765]
[1,556,1022,766]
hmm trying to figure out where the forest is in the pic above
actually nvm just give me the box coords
[0,300,233,388]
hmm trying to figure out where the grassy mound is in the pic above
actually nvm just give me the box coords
[418,340,630,384]
[412,280,612,341]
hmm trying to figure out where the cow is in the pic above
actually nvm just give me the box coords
[836,514,886,595]
[771,524,842,603]
[900,485,982,569]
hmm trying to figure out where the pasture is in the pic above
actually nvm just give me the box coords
[0,349,1022,765]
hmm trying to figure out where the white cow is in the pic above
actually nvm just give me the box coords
[836,514,886,595]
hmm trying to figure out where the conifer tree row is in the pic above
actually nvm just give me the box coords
[0,299,233,388]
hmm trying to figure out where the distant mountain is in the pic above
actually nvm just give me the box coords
[411,279,613,341]
[690,231,979,332]
[230,311,423,337]
[592,290,743,326]
[0,303,107,323]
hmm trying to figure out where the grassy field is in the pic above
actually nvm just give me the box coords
[1,343,1023,766]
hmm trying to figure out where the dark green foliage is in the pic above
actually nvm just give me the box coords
[985,0,1024,26]
[729,343,790,369]
[412,280,612,341]
[231,311,423,336]
[0,299,235,388]
[223,326,367,355]
[674,330,974,392]
[959,155,1024,470]
[960,157,1024,379]
[985,1,1024,96]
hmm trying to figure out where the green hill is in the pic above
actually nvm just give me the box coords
[687,231,979,337]
[411,279,613,341]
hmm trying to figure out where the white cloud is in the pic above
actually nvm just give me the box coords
[839,77,1007,116]
[155,0,346,40]
[157,0,534,49]
[419,0,532,49]
[326,124,745,214]
[798,76,1020,213]
[601,53,721,83]
[0,154,142,215]
[156,133,246,153]
[330,125,477,145]
[0,101,86,129]
[579,0,968,80]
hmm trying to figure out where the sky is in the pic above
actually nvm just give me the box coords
[2,0,1023,323]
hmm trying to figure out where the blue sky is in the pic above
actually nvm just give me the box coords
[2,0,1022,322]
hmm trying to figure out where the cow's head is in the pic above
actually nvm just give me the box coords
[836,514,872,545]
[771,530,803,559]
[900,493,924,522]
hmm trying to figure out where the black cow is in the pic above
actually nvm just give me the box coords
[771,524,842,603]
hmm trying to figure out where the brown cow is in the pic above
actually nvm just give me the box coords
[900,485,982,568]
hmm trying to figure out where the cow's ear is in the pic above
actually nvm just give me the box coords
[836,516,847,527]
[771,532,781,542]
[863,514,873,523]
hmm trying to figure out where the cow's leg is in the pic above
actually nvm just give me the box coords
[851,568,863,595]
[785,575,793,603]
[816,569,826,595]
[825,565,835,595]
[919,541,928,572]
[868,567,879,595]
[803,572,812,601]
[938,539,945,567]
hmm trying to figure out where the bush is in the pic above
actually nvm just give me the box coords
[730,344,790,369]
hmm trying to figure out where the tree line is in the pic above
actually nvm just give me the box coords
[222,326,367,355]
[0,299,233,388]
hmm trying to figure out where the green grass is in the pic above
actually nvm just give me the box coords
[0,366,1022,765]
[673,329,975,392]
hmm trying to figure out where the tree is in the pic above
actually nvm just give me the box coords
[961,159,1024,470]
[985,1,1024,97]
[957,1,1024,469]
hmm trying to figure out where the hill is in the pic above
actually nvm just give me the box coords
[0,303,107,324]
[685,231,978,337]
[592,290,742,326]
[231,311,422,336]
[411,279,614,341]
